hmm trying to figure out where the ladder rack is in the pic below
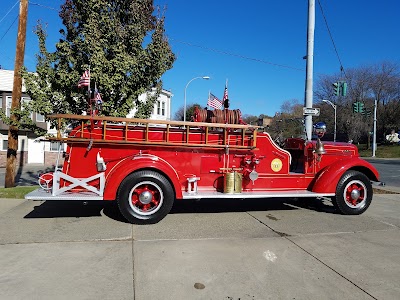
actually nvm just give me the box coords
[47,114,259,150]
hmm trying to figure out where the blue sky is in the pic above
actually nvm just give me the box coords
[1,0,399,118]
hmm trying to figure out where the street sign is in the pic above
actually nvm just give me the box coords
[303,107,320,116]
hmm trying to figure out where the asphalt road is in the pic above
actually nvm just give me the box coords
[363,158,400,187]
[0,165,56,187]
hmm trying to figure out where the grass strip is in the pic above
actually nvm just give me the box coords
[0,186,38,199]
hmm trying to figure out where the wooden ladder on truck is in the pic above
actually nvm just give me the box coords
[47,114,259,150]
[27,114,259,201]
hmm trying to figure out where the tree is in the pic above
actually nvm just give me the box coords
[315,72,371,143]
[242,114,258,125]
[269,99,304,144]
[314,62,400,143]
[21,0,175,127]
[174,103,201,121]
[368,62,400,138]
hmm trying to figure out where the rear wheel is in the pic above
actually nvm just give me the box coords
[332,170,372,215]
[117,170,175,224]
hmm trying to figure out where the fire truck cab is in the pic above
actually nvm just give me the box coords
[25,113,380,224]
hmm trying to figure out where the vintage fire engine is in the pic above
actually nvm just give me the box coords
[25,108,381,224]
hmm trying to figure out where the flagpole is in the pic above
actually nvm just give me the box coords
[88,65,91,116]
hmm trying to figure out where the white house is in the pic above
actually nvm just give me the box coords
[0,69,173,166]
[126,88,173,121]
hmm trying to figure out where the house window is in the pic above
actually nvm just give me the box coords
[22,97,33,120]
[5,97,33,120]
[50,141,60,152]
[2,140,8,151]
[157,101,161,115]
[156,101,165,116]
[36,113,45,122]
[6,96,12,117]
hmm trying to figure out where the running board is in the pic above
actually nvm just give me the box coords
[25,188,335,201]
[182,190,335,199]
[25,189,103,201]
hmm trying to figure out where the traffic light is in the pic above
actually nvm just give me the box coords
[341,82,347,97]
[333,82,340,96]
[359,102,365,113]
[353,101,365,114]
[361,109,371,117]
[333,81,348,97]
[353,102,359,113]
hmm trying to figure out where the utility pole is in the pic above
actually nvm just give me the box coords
[5,0,28,188]
[304,0,315,141]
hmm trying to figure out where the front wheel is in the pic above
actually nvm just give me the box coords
[117,170,175,224]
[332,170,373,215]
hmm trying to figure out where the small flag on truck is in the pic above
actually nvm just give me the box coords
[78,70,90,88]
[208,93,223,109]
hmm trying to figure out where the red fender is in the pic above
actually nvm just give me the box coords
[311,157,379,193]
[103,154,182,200]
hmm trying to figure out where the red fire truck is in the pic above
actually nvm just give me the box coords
[25,111,381,224]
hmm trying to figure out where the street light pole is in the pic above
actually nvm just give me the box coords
[323,99,337,142]
[184,76,210,123]
[372,99,377,157]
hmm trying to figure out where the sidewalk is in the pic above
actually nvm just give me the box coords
[1,194,399,299]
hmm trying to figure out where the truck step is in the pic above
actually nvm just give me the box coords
[182,190,335,199]
[25,188,335,201]
[25,188,103,201]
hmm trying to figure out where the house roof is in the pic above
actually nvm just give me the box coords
[0,69,26,92]
[0,69,172,96]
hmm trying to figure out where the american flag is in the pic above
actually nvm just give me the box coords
[95,90,102,104]
[207,93,223,109]
[77,70,90,88]
[222,85,228,102]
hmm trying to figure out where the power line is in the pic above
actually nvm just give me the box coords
[29,2,59,11]
[170,38,305,72]
[0,15,18,43]
[317,0,347,78]
[0,0,19,24]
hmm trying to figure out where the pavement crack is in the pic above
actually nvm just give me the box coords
[285,237,378,300]
[246,212,291,237]
[132,224,136,300]
[246,211,378,299]
[0,237,132,246]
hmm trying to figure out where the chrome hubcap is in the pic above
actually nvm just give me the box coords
[350,189,360,200]
[344,180,367,209]
[139,190,152,204]
[128,181,164,218]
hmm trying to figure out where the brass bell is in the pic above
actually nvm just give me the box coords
[315,138,326,155]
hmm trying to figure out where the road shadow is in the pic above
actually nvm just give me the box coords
[24,197,338,224]
[24,200,129,223]
[288,197,338,214]
[170,196,338,214]
[15,165,61,186]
